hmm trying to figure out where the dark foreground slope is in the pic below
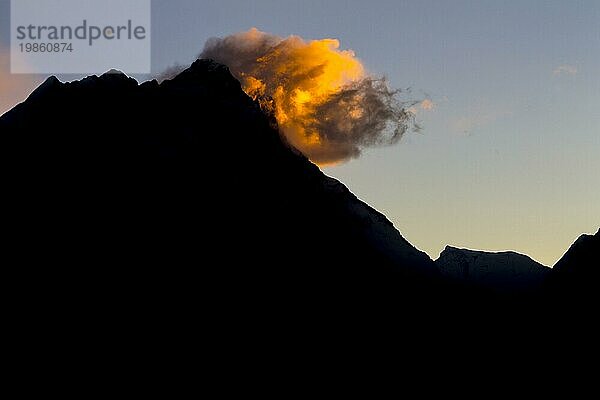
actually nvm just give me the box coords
[1,60,443,317]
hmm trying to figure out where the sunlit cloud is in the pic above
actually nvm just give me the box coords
[196,28,416,165]
[553,65,578,76]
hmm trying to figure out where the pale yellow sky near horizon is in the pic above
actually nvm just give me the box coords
[324,135,600,268]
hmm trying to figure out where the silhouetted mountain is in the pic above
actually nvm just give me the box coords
[547,229,599,302]
[4,59,597,363]
[1,60,442,319]
[436,246,549,294]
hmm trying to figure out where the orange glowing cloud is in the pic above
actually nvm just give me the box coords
[200,28,415,165]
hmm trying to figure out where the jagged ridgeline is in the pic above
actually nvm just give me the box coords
[1,60,597,330]
[0,60,439,312]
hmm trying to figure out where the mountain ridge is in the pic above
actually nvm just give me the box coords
[1,59,597,320]
[438,245,548,266]
[435,245,550,294]
[1,59,441,311]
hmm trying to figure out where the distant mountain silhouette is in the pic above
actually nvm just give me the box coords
[436,246,549,294]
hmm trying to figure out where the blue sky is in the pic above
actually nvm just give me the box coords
[1,0,599,264]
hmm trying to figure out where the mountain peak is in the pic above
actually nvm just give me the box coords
[105,68,127,75]
[553,229,599,270]
[80,70,139,87]
[441,245,520,257]
[40,75,61,87]
[571,230,599,247]
[27,75,60,98]
[164,59,241,90]
[436,245,549,293]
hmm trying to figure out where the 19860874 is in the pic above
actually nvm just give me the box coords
[19,43,74,53]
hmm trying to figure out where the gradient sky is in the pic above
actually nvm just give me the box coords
[1,0,599,265]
